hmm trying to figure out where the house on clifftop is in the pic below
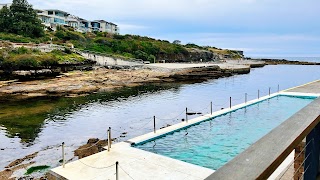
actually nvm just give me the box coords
[0,4,119,34]
[35,9,120,34]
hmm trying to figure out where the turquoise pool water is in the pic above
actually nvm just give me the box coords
[134,95,316,170]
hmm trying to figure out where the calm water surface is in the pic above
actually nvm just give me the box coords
[0,64,320,171]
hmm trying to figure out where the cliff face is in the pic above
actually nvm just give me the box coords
[157,48,219,62]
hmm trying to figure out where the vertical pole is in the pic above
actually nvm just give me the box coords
[62,142,65,168]
[116,161,119,180]
[258,90,260,99]
[153,116,156,133]
[245,93,247,104]
[186,107,188,123]
[210,102,213,115]
[278,84,280,93]
[108,128,111,152]
[229,97,232,109]
[109,127,112,146]
[269,87,271,96]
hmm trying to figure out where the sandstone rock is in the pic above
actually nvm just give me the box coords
[74,138,108,159]
[5,152,38,168]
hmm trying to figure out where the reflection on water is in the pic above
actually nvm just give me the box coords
[0,65,320,171]
[0,84,180,144]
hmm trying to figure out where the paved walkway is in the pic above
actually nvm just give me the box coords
[286,80,320,94]
[50,142,214,180]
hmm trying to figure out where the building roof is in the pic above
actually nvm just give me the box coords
[93,20,117,26]
[45,9,69,16]
[37,13,51,17]
[107,22,117,26]
[66,16,80,22]
[96,20,107,23]
[78,18,89,22]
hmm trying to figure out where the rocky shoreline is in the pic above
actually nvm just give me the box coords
[0,65,248,101]
[0,59,319,100]
[252,58,320,65]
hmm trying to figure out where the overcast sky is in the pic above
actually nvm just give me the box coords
[6,0,320,57]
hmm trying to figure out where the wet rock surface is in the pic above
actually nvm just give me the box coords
[0,152,39,180]
[0,66,243,100]
[255,58,320,65]
[74,138,108,159]
[5,152,38,169]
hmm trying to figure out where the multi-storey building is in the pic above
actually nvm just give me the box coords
[36,9,69,30]
[91,20,119,34]
[36,9,119,34]
[0,4,119,34]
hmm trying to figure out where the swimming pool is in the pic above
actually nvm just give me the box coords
[134,95,316,170]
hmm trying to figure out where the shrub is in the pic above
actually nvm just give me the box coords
[0,33,32,43]
[54,31,65,40]
[64,48,72,54]
[65,31,86,41]
[10,54,39,69]
[113,34,125,40]
[11,47,30,54]
[1,53,59,70]
[94,37,110,45]
[39,54,59,67]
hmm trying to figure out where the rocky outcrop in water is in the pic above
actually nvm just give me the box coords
[252,58,320,65]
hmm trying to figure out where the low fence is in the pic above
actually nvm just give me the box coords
[50,83,320,179]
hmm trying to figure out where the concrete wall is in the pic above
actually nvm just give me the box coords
[80,53,143,66]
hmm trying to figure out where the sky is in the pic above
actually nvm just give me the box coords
[5,0,320,57]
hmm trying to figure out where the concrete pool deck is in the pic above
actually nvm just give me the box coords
[49,80,320,180]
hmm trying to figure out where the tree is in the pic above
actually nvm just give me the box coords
[0,0,44,38]
[0,6,12,33]
[173,40,181,45]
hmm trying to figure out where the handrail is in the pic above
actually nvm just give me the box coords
[205,97,320,180]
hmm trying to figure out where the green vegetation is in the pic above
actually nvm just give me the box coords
[0,0,243,65]
[0,32,49,43]
[0,47,85,70]
[209,48,243,59]
[66,30,189,61]
[51,49,85,64]
[25,165,50,175]
[0,0,44,38]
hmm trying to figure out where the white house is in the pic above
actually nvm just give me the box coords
[36,9,69,31]
[0,4,119,34]
[90,20,120,34]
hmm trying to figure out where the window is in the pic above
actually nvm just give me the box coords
[41,17,51,23]
[55,12,65,17]
[54,18,65,24]
[48,11,53,15]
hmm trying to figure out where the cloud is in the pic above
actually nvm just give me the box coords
[21,0,320,56]
[116,23,150,34]
[153,32,320,56]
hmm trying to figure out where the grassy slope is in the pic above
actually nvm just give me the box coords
[0,28,242,62]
